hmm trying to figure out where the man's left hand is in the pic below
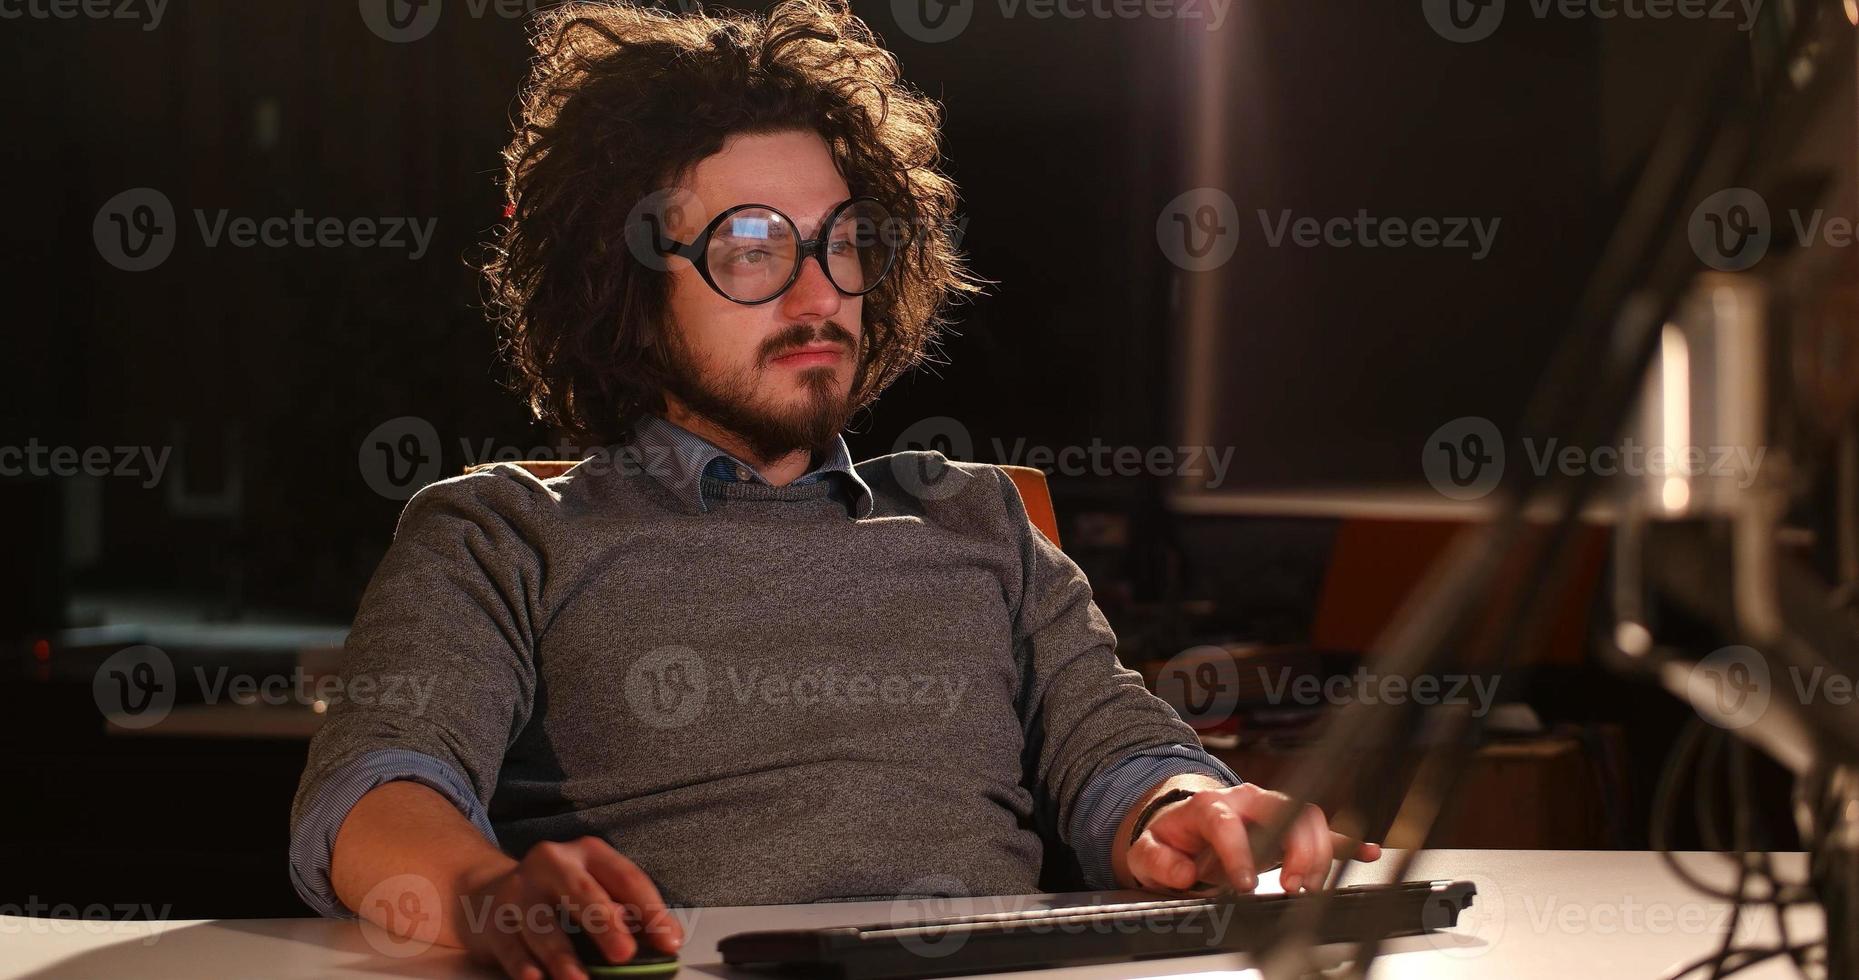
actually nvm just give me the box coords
[1125,783,1381,894]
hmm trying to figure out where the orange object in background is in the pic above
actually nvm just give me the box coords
[1312,519,1611,667]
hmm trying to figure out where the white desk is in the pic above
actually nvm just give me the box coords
[0,850,1824,979]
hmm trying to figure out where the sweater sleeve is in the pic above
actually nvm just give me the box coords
[287,470,547,913]
[993,467,1218,851]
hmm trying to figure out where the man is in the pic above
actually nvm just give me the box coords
[290,2,1378,977]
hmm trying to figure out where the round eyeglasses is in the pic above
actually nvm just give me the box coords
[651,197,903,305]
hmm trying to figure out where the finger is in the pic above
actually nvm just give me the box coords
[516,908,585,980]
[1284,805,1331,892]
[1128,834,1200,891]
[484,930,545,980]
[1298,807,1335,891]
[1217,787,1293,882]
[1272,808,1317,894]
[1194,798,1258,892]
[581,841,684,953]
[537,864,635,965]
[1317,829,1380,865]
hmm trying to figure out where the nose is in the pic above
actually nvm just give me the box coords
[779,255,842,322]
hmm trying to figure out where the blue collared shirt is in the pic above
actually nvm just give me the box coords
[626,411,877,518]
[289,415,1237,915]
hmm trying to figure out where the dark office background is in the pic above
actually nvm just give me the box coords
[0,0,1809,918]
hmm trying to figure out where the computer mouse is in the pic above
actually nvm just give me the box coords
[567,925,680,977]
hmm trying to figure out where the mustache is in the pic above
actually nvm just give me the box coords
[763,321,857,360]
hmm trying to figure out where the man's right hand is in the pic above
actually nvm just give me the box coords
[331,783,684,980]
[460,837,685,980]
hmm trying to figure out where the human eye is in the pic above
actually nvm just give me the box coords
[717,244,775,269]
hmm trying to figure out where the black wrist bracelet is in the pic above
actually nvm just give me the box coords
[1128,787,1199,846]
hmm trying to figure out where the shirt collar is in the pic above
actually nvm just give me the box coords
[626,412,874,519]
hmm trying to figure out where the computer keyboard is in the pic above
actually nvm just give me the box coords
[719,879,1476,979]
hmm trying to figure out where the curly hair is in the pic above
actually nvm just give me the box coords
[481,0,982,445]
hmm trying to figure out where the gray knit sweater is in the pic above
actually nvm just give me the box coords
[290,440,1212,907]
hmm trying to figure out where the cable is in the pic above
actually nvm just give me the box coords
[1663,942,1826,980]
[1652,716,1824,980]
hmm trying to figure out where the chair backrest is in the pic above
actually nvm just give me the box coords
[463,460,1063,549]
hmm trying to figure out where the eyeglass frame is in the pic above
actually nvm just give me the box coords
[650,195,903,306]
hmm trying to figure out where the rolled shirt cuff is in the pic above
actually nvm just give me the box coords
[288,748,498,918]
[1068,744,1243,891]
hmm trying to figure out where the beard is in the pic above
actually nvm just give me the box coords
[660,318,859,463]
